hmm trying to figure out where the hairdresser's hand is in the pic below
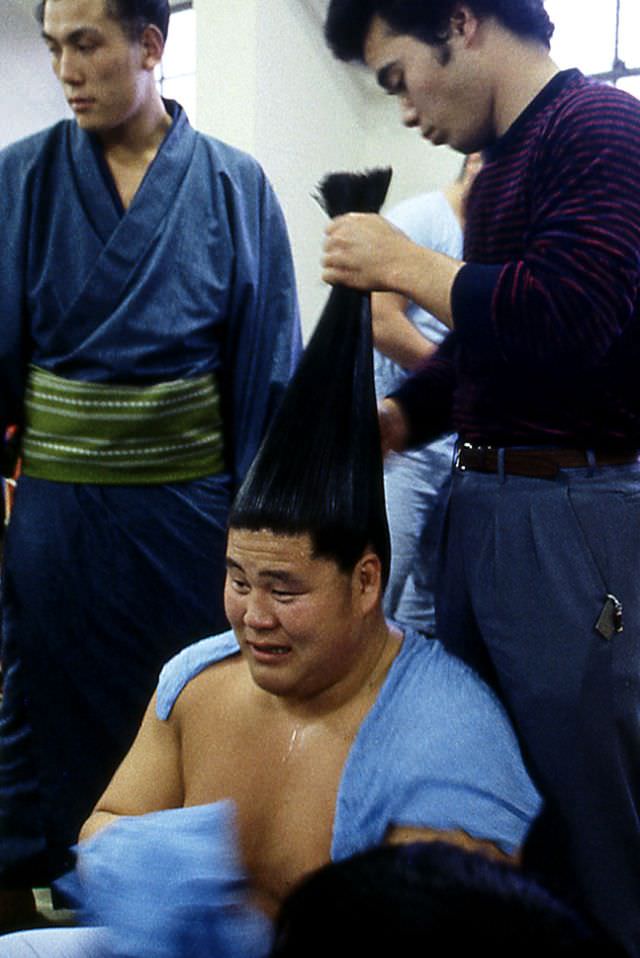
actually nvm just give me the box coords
[322,213,414,292]
[378,398,409,457]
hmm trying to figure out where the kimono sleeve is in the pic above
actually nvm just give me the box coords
[57,802,273,958]
[0,140,33,466]
[333,636,541,861]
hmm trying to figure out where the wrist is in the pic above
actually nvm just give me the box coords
[379,398,409,454]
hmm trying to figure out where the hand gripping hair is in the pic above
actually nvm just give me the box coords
[229,168,393,586]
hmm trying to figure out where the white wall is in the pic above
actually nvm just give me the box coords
[194,0,461,339]
[1,0,70,149]
[255,0,370,336]
[196,0,367,336]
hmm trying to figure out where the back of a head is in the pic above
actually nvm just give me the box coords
[271,842,624,958]
[325,0,554,63]
[229,168,392,584]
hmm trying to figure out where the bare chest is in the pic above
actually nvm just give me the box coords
[106,157,151,210]
[181,715,357,915]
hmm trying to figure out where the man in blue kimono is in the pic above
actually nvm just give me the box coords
[0,0,301,929]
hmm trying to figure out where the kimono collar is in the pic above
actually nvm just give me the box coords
[66,99,196,242]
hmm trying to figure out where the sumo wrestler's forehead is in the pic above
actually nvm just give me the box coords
[225,528,351,589]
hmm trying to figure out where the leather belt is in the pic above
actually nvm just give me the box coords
[454,442,640,479]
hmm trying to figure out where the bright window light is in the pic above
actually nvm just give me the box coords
[545,0,639,98]
[618,0,640,69]
[546,0,617,74]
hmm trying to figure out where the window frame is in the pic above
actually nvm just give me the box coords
[547,0,640,91]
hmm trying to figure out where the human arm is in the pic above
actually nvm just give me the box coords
[378,397,411,456]
[385,824,518,865]
[331,635,542,866]
[322,213,463,330]
[378,328,458,452]
[79,690,184,842]
[371,291,439,369]
[327,87,640,384]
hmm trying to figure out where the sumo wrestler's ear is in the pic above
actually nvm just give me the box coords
[356,552,382,612]
[140,23,165,70]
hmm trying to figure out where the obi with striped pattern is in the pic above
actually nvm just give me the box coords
[22,365,224,484]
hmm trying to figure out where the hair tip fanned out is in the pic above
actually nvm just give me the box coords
[314,167,393,218]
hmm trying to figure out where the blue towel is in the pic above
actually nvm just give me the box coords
[57,801,272,958]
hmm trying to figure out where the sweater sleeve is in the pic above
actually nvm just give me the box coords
[454,86,640,375]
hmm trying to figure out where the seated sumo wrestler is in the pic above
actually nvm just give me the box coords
[79,514,540,919]
[0,520,541,957]
[0,169,540,956]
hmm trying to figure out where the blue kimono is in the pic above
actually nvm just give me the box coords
[0,102,301,886]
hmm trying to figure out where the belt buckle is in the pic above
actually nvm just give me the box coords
[454,441,473,471]
[455,441,494,472]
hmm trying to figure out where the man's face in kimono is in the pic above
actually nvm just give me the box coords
[224,528,381,701]
[42,0,161,136]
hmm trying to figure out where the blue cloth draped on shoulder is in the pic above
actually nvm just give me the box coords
[0,100,301,886]
[155,631,540,863]
[55,802,272,958]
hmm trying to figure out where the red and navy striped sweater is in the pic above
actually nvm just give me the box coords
[394,70,640,451]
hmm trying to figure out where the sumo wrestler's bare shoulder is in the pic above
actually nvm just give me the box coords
[169,645,253,731]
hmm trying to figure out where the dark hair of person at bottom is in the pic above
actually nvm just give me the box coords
[271,840,626,958]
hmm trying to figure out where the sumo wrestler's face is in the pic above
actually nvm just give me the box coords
[224,528,374,702]
[42,0,160,135]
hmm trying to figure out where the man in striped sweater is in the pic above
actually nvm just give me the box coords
[323,2,640,955]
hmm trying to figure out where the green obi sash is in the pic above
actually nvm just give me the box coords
[22,365,224,484]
